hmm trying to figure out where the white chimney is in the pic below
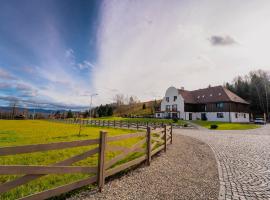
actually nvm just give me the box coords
[181,87,184,90]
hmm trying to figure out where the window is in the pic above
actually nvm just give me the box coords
[235,113,238,118]
[172,104,177,111]
[217,113,224,118]
[173,96,177,101]
[218,93,222,96]
[216,102,224,109]
[210,94,213,97]
[157,114,160,117]
[166,105,170,111]
[166,97,169,102]
[244,114,246,118]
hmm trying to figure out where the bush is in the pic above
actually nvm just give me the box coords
[210,124,218,129]
[172,118,178,123]
[183,123,188,127]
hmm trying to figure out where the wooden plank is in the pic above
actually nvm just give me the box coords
[151,144,165,156]
[105,155,146,178]
[0,147,99,193]
[0,139,99,156]
[98,131,107,192]
[107,132,145,142]
[164,125,167,152]
[18,176,97,200]
[105,138,146,169]
[146,127,151,166]
[106,145,130,152]
[0,165,98,175]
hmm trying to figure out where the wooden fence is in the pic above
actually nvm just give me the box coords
[53,118,184,129]
[0,125,172,200]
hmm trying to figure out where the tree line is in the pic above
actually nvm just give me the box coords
[225,69,270,119]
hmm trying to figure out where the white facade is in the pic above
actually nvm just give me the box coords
[156,86,250,123]
[159,87,185,119]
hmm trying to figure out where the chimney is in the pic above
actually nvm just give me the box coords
[181,87,184,90]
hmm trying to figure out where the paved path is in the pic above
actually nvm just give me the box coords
[70,134,219,200]
[175,125,270,200]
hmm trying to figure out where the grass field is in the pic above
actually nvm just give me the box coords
[0,120,142,200]
[92,116,186,125]
[193,120,259,130]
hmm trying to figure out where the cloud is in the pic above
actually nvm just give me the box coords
[209,35,237,46]
[0,82,13,89]
[0,68,17,80]
[92,0,270,104]
[77,61,95,70]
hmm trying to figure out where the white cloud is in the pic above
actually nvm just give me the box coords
[93,0,270,104]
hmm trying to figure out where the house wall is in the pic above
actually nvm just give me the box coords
[160,87,185,119]
[230,112,250,123]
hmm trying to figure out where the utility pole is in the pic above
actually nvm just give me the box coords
[89,93,98,120]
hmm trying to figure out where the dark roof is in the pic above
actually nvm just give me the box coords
[178,86,249,104]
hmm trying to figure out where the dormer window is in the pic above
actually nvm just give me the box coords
[210,94,213,97]
[197,96,200,99]
[202,95,205,98]
[173,96,177,101]
[166,97,169,102]
[218,93,222,96]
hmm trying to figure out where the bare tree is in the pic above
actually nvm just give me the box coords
[113,94,125,106]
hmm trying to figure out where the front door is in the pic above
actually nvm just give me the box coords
[189,113,192,120]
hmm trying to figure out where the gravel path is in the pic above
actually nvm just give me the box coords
[69,134,219,200]
[175,125,270,200]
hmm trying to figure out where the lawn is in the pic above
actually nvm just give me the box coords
[92,116,186,126]
[0,120,142,200]
[193,120,259,130]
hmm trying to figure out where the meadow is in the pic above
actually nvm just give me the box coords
[193,120,259,130]
[0,120,141,200]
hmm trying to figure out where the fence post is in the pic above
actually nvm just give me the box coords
[170,124,173,144]
[98,131,107,192]
[163,125,167,152]
[128,121,130,129]
[120,121,122,127]
[136,121,138,130]
[146,126,151,166]
[114,120,116,128]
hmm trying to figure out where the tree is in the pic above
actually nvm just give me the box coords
[67,110,73,118]
[142,103,146,109]
[113,94,125,106]
[225,69,270,120]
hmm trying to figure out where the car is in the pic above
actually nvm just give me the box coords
[254,118,266,125]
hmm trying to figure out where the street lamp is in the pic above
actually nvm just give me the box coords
[89,93,98,119]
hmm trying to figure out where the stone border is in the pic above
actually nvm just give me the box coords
[182,135,225,200]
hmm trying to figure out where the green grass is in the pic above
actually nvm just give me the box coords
[193,120,259,130]
[93,117,186,126]
[0,120,142,200]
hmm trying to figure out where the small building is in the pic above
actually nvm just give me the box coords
[155,86,250,122]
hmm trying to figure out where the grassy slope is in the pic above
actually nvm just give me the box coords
[113,100,161,117]
[193,120,259,130]
[0,120,141,200]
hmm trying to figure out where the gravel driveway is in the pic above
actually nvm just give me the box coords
[69,134,219,200]
[175,124,270,200]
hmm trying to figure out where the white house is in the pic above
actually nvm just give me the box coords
[155,86,250,122]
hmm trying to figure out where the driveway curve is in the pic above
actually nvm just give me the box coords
[175,125,270,200]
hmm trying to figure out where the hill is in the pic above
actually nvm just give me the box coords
[113,100,161,117]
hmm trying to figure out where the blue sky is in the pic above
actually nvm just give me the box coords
[1,0,270,109]
[0,0,100,109]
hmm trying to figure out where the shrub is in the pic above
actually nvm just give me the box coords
[172,118,178,123]
[183,123,188,127]
[210,124,218,129]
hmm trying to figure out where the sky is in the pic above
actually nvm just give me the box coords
[1,0,270,109]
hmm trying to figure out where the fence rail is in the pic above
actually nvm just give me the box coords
[51,118,189,129]
[0,125,172,200]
